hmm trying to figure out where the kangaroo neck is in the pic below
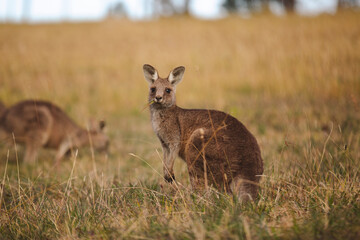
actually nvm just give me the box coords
[150,104,178,122]
[71,128,90,147]
[150,103,177,113]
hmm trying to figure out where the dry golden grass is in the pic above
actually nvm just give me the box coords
[0,11,359,239]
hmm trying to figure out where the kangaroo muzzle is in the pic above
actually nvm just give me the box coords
[154,96,163,103]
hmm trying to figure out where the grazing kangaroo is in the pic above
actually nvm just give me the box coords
[0,100,109,164]
[143,64,263,201]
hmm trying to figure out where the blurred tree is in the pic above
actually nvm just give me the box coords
[154,0,176,16]
[222,0,296,13]
[222,0,238,12]
[108,2,127,19]
[282,0,295,12]
[223,0,261,12]
[338,0,358,8]
[154,0,192,16]
[183,0,191,15]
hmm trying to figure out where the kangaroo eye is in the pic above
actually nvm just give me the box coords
[165,88,172,94]
[150,87,156,93]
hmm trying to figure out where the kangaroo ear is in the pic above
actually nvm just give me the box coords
[143,64,158,84]
[168,66,185,86]
[99,120,106,130]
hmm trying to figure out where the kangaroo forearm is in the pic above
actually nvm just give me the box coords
[162,144,179,182]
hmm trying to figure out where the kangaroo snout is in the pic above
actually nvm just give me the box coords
[94,138,109,153]
[155,96,163,102]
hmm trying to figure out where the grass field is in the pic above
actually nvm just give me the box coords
[0,11,359,239]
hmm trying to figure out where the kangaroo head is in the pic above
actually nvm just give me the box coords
[143,64,185,109]
[87,120,109,152]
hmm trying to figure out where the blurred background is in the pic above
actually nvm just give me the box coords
[0,0,359,23]
[0,1,359,238]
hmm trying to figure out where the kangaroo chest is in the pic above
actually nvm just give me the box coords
[150,110,180,145]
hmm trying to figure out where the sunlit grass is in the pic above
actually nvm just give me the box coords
[0,11,359,239]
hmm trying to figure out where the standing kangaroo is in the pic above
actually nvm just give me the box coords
[143,64,263,201]
[0,100,109,164]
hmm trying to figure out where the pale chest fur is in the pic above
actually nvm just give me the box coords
[150,109,180,145]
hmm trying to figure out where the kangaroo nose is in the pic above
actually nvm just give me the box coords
[155,96,162,102]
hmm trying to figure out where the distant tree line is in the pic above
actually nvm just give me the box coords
[6,0,360,23]
[222,0,296,13]
[108,0,360,19]
[337,0,359,8]
[222,0,359,13]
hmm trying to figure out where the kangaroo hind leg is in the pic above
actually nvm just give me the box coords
[230,175,259,202]
[185,128,224,191]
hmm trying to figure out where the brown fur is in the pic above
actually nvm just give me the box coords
[143,64,263,201]
[0,101,6,117]
[0,100,109,164]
